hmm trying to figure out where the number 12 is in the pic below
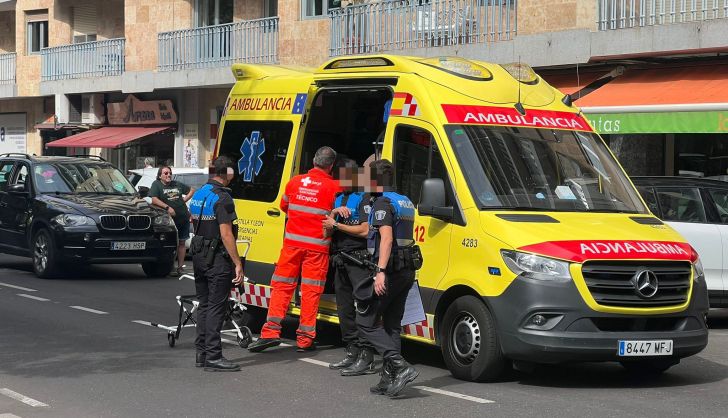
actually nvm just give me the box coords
[414,225,425,242]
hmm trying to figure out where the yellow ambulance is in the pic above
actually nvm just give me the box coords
[219,55,709,381]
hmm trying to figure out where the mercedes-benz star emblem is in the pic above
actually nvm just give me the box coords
[632,269,659,298]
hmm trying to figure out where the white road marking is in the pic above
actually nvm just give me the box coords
[0,413,23,418]
[413,386,494,404]
[17,294,50,302]
[298,358,331,367]
[0,388,49,407]
[69,306,108,315]
[0,282,37,292]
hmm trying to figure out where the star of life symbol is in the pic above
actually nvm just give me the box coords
[238,131,266,182]
[301,176,312,187]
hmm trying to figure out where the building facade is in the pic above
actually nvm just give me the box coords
[0,0,726,175]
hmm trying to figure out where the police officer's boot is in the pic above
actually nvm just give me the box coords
[385,355,419,397]
[329,344,361,370]
[340,346,377,376]
[370,358,394,394]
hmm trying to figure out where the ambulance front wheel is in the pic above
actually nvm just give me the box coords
[441,295,506,382]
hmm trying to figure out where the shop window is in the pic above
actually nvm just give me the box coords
[302,0,340,19]
[393,125,453,207]
[636,186,659,216]
[655,187,706,223]
[217,121,293,202]
[0,161,14,192]
[26,11,49,54]
[708,189,728,224]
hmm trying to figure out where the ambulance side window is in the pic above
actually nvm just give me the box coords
[218,121,293,202]
[393,125,454,208]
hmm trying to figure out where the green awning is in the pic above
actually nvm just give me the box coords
[585,111,728,134]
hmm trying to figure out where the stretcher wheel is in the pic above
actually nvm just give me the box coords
[237,327,253,348]
[168,332,176,348]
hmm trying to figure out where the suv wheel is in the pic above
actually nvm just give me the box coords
[141,256,173,278]
[32,229,59,278]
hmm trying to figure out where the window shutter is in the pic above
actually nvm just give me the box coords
[73,5,96,36]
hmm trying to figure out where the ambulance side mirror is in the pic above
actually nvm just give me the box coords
[418,178,453,221]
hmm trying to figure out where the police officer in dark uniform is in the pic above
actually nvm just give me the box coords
[188,156,244,372]
[322,159,376,376]
[357,159,421,397]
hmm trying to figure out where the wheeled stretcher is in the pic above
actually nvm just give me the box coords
[151,240,255,349]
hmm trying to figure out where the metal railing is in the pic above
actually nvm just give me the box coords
[0,52,15,84]
[158,17,279,71]
[598,0,728,29]
[329,0,517,56]
[41,39,125,81]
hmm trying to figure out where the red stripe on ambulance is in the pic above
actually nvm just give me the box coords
[518,240,696,263]
[442,104,591,131]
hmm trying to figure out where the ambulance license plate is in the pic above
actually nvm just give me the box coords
[111,241,146,251]
[618,340,673,356]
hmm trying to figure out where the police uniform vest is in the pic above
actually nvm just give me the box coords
[367,191,420,272]
[331,192,367,254]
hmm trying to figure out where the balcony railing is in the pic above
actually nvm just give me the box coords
[329,0,517,57]
[158,17,279,71]
[598,0,728,30]
[41,39,125,81]
[0,52,15,85]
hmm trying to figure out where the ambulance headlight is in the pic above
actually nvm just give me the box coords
[693,257,705,284]
[501,250,571,282]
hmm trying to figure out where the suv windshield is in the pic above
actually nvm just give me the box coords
[34,162,137,195]
[446,125,647,213]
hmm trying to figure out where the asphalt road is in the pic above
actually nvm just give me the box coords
[1,254,727,418]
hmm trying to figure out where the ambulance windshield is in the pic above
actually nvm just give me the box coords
[446,125,648,213]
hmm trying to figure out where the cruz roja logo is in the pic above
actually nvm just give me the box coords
[238,131,266,182]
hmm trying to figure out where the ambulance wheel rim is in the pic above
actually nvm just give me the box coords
[452,313,480,364]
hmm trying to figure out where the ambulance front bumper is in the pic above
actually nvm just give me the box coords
[488,275,709,364]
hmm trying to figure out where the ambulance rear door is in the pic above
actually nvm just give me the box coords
[218,90,311,284]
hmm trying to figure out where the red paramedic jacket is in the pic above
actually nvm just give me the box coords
[280,167,339,253]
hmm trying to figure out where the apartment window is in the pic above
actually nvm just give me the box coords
[302,0,340,19]
[195,0,233,27]
[73,5,97,43]
[26,11,49,54]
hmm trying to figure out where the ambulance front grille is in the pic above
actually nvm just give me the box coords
[581,261,692,307]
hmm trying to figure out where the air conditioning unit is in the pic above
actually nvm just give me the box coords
[81,93,104,124]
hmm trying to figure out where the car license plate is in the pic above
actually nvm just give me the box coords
[618,340,673,356]
[111,241,146,251]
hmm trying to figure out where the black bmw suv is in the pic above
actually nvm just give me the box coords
[0,154,177,278]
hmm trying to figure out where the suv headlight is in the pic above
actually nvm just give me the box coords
[501,250,572,282]
[153,214,174,226]
[52,214,95,227]
[693,257,705,283]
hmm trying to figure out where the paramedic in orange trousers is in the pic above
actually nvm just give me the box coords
[248,146,340,352]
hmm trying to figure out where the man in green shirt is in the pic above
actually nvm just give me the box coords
[150,166,196,276]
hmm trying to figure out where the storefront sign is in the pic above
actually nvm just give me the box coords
[586,111,728,134]
[108,95,177,125]
[0,113,27,154]
[442,105,591,131]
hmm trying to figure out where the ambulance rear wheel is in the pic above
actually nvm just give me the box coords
[441,295,505,382]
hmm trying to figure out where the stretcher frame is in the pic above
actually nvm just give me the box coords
[152,240,255,349]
